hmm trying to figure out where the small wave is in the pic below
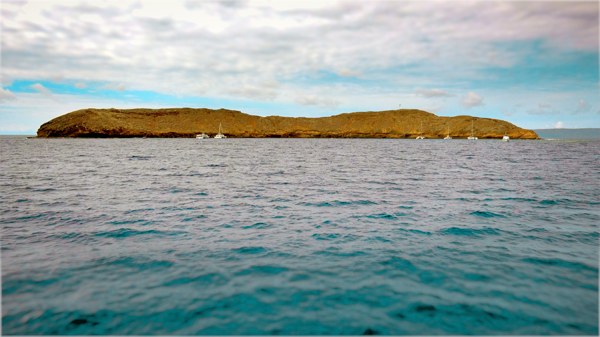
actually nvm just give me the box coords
[123,208,155,214]
[366,213,397,219]
[397,228,432,236]
[355,200,378,205]
[182,215,207,222]
[266,170,285,175]
[242,222,273,229]
[297,199,374,207]
[464,273,491,281]
[522,258,598,272]
[34,188,56,192]
[501,197,537,202]
[93,257,173,271]
[538,198,577,206]
[94,228,182,238]
[381,257,418,272]
[269,197,292,202]
[297,201,333,207]
[312,233,341,240]
[235,246,267,254]
[3,278,59,295]
[235,265,288,275]
[163,273,226,287]
[441,227,501,237]
[470,211,505,218]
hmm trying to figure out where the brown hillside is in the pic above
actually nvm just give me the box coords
[36,108,538,139]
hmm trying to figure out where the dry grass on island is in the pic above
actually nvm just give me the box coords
[36,108,538,139]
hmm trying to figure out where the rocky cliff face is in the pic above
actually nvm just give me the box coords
[36,108,538,139]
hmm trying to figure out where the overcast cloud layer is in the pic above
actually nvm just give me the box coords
[1,0,598,133]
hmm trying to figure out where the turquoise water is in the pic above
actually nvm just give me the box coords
[1,137,598,335]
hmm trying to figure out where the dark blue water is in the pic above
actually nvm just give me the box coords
[2,137,598,335]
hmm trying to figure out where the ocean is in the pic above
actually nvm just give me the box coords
[532,128,600,140]
[1,136,598,335]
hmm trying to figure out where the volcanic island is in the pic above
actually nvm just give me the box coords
[37,108,538,139]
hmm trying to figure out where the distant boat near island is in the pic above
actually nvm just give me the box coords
[416,122,425,139]
[214,123,226,139]
[467,119,478,140]
[444,124,452,140]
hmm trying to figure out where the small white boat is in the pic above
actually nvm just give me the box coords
[467,119,478,140]
[444,124,452,139]
[196,133,209,139]
[416,122,425,139]
[214,123,226,139]
[503,133,509,142]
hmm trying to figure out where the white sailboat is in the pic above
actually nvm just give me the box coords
[503,132,510,142]
[444,124,452,139]
[416,122,425,139]
[467,119,478,140]
[196,132,209,139]
[214,123,226,139]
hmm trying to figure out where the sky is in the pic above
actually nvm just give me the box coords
[1,0,598,134]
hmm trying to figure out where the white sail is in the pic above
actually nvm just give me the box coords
[467,119,477,140]
[214,123,226,139]
[416,121,425,139]
[444,124,452,139]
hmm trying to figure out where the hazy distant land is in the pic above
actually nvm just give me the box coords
[36,108,538,139]
[532,128,600,140]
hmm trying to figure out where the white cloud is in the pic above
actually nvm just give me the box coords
[461,92,483,109]
[51,75,65,82]
[226,85,279,101]
[1,75,13,86]
[75,82,88,89]
[295,93,340,110]
[420,104,442,112]
[527,103,559,115]
[1,0,596,108]
[554,121,564,128]
[337,68,362,77]
[101,83,127,92]
[30,83,52,95]
[573,99,591,114]
[260,79,281,89]
[0,88,17,103]
[501,108,514,116]
[416,89,452,98]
